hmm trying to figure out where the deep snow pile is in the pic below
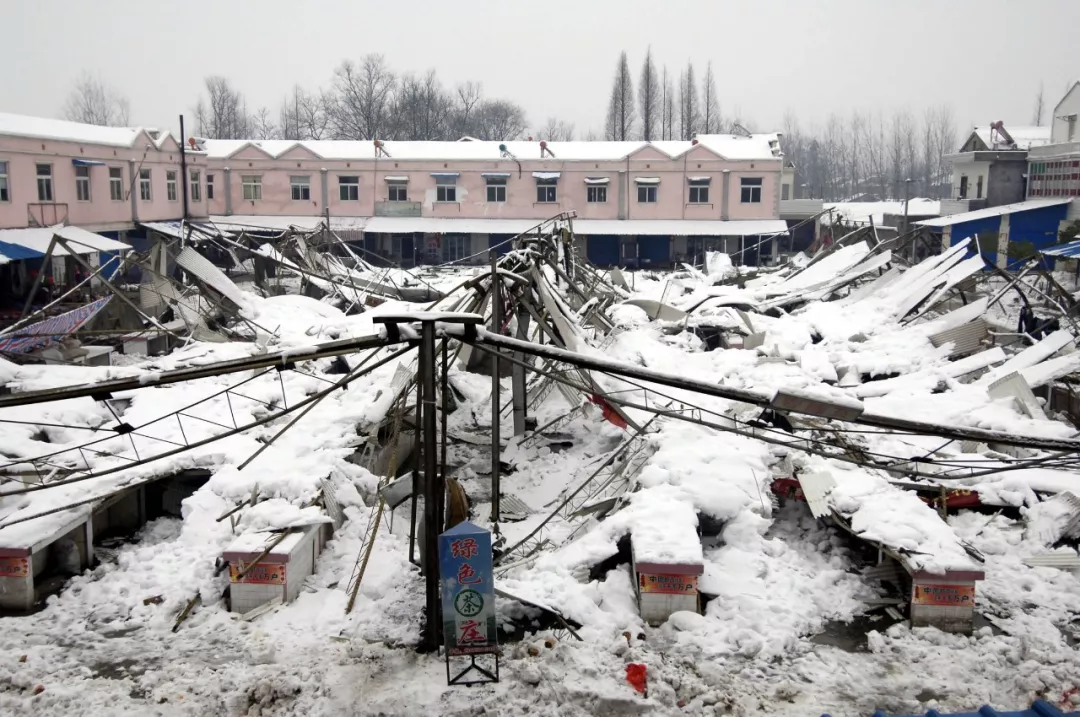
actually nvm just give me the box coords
[1,257,1080,716]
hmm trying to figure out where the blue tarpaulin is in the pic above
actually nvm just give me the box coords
[1041,239,1080,258]
[823,699,1078,717]
[0,240,46,261]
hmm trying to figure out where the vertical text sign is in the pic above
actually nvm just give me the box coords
[439,521,497,656]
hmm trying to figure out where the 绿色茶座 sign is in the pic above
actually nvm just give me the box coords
[439,521,497,657]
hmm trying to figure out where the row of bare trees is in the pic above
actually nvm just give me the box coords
[191,54,550,142]
[782,106,958,201]
[604,49,747,141]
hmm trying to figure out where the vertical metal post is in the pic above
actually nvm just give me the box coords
[511,301,529,436]
[439,336,449,529]
[420,320,441,653]
[20,235,57,320]
[490,254,501,537]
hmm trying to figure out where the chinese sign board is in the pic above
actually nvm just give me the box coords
[439,521,497,657]
[639,573,698,595]
[912,583,975,606]
[0,557,29,579]
[229,563,286,585]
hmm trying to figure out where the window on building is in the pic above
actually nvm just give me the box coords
[0,161,8,202]
[587,185,607,203]
[388,183,408,202]
[242,175,262,201]
[637,185,658,203]
[485,177,507,202]
[435,175,457,202]
[166,170,178,201]
[291,175,311,201]
[206,173,215,200]
[109,167,123,201]
[190,170,201,202]
[75,165,91,202]
[36,164,53,202]
[339,176,359,201]
[139,168,152,201]
[781,183,790,201]
[536,178,558,203]
[958,175,968,199]
[687,180,709,204]
[976,175,983,200]
[739,177,762,203]
[442,234,469,262]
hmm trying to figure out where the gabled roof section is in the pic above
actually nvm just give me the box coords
[1052,80,1080,115]
[627,144,674,161]
[227,142,277,160]
[972,125,1052,151]
[0,112,145,148]
[153,133,181,152]
[277,143,324,161]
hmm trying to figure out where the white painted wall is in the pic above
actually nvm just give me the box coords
[1051,82,1080,144]
[951,161,990,199]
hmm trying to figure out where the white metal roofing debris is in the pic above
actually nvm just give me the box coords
[915,198,1073,228]
[209,215,365,232]
[201,132,784,163]
[972,125,1052,150]
[823,199,941,225]
[362,217,540,235]
[796,472,836,519]
[0,226,130,256]
[175,246,247,308]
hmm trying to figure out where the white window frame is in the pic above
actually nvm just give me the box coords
[190,170,201,202]
[36,163,53,202]
[536,181,558,203]
[740,177,762,203]
[291,175,311,201]
[139,168,152,201]
[206,173,215,200]
[74,165,92,202]
[166,170,178,201]
[109,167,124,201]
[485,180,506,203]
[637,185,658,203]
[388,183,408,202]
[435,176,458,203]
[242,175,262,201]
[586,185,607,203]
[339,176,359,201]
[442,234,469,262]
[688,185,709,204]
[0,160,8,202]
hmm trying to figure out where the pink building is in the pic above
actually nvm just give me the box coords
[0,111,792,267]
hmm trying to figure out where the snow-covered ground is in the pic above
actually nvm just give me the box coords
[2,255,1080,716]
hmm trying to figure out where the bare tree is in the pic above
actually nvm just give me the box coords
[539,117,575,141]
[638,48,659,141]
[250,107,277,140]
[604,51,635,140]
[330,54,397,140]
[661,67,676,141]
[701,62,721,134]
[1032,82,1045,126]
[279,86,332,141]
[451,81,484,138]
[194,76,251,139]
[62,72,131,126]
[477,99,526,140]
[678,63,700,140]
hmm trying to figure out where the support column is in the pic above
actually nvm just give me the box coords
[224,168,233,215]
[128,159,139,222]
[490,254,501,537]
[721,170,731,221]
[320,168,329,213]
[512,302,530,436]
[420,320,441,652]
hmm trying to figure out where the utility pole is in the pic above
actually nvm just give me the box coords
[179,115,189,221]
[489,253,501,540]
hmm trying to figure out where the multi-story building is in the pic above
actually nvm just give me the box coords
[0,111,789,268]
[941,123,1051,216]
[1027,81,1080,200]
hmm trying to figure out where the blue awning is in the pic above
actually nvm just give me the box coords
[0,240,46,261]
[72,159,106,166]
[1041,239,1080,258]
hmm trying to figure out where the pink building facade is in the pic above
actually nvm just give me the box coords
[0,112,791,267]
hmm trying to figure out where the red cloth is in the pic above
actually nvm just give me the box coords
[590,394,628,429]
[625,663,647,695]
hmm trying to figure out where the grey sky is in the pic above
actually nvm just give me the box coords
[4,0,1079,140]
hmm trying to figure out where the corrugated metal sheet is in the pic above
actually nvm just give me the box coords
[928,318,988,357]
[796,471,837,518]
[175,246,246,309]
[1022,555,1080,570]
[987,371,1046,419]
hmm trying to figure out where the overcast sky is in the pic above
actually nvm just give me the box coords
[4,0,1079,140]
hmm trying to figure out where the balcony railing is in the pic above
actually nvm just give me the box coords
[374,200,421,217]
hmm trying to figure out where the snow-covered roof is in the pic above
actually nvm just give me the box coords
[972,125,1053,151]
[0,225,130,256]
[362,217,537,235]
[0,112,172,149]
[573,219,788,237]
[916,198,1073,228]
[202,133,784,163]
[824,200,941,226]
[209,215,365,232]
